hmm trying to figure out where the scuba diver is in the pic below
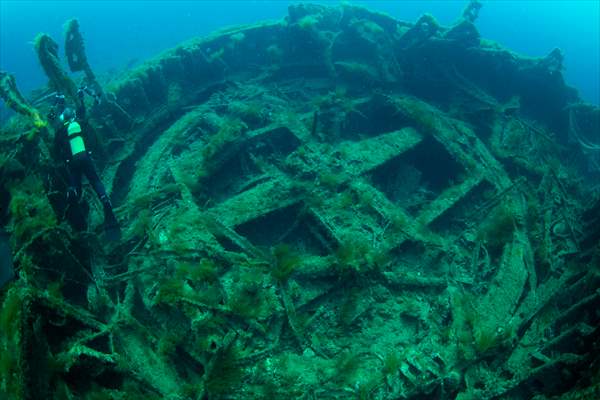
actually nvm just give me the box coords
[49,87,121,241]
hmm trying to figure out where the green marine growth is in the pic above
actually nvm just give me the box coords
[298,15,321,30]
[64,17,101,97]
[203,343,245,397]
[154,260,222,308]
[0,287,24,398]
[334,236,391,277]
[348,18,385,45]
[476,203,516,258]
[390,96,440,135]
[8,175,58,248]
[0,72,47,139]
[228,101,265,128]
[180,117,247,194]
[472,324,512,354]
[226,268,274,320]
[270,243,302,283]
[381,351,402,377]
[332,350,362,386]
[449,286,514,359]
[33,33,78,102]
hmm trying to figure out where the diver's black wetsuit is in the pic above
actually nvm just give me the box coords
[54,102,109,205]
[67,151,109,204]
[53,99,118,234]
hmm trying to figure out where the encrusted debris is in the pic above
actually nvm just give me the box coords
[1,2,599,399]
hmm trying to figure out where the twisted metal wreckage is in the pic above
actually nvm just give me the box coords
[1,2,599,399]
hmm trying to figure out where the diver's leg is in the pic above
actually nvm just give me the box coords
[67,158,83,203]
[82,155,119,235]
[82,154,109,204]
[65,157,87,231]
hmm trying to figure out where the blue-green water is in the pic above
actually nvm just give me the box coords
[1,0,598,106]
[1,2,599,398]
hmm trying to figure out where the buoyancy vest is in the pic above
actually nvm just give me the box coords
[67,121,86,156]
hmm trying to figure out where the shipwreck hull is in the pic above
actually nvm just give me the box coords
[1,3,599,399]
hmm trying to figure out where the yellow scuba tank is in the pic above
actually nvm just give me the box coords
[67,121,86,155]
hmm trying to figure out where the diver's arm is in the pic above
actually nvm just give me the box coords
[76,88,87,120]
[47,93,65,122]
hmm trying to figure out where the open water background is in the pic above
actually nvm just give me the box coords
[0,0,598,121]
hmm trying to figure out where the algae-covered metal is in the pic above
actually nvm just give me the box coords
[0,2,599,399]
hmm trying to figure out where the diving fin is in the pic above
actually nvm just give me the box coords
[0,227,15,290]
